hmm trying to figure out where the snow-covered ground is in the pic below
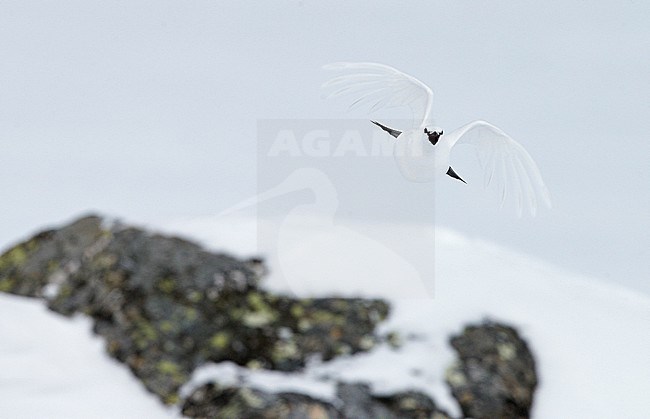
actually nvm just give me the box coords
[0,293,176,419]
[2,215,650,418]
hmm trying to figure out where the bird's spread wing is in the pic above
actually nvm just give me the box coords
[322,62,433,128]
[446,120,551,217]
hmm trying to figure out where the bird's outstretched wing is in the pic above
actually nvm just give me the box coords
[446,120,551,217]
[322,62,433,128]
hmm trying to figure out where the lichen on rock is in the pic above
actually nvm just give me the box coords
[0,214,390,405]
[445,321,538,419]
[182,381,451,419]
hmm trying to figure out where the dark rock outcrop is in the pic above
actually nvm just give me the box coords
[182,382,451,419]
[338,383,451,419]
[445,321,537,419]
[182,382,340,419]
[1,215,541,417]
[0,215,389,404]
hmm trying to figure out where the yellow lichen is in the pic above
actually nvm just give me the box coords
[163,393,180,405]
[445,362,467,387]
[247,292,268,311]
[290,303,304,318]
[358,336,375,350]
[239,388,265,408]
[497,342,517,360]
[298,318,312,331]
[398,397,418,410]
[184,307,198,322]
[335,343,351,355]
[92,253,117,269]
[187,290,203,303]
[133,319,158,349]
[310,310,345,325]
[0,277,15,292]
[272,340,299,362]
[156,360,187,386]
[242,292,277,327]
[24,239,39,252]
[209,332,230,350]
[242,311,277,328]
[0,246,28,270]
[246,359,263,370]
[157,360,181,375]
[157,277,175,294]
[160,320,175,333]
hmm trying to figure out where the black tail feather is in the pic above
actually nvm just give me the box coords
[447,166,466,184]
[371,121,402,139]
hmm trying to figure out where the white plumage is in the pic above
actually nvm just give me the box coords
[322,62,551,217]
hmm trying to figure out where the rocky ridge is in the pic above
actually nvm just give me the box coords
[0,215,538,417]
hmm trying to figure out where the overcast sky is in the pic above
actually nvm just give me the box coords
[1,1,649,293]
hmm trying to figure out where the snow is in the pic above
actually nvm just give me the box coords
[0,293,176,419]
[3,215,650,418]
[163,215,650,418]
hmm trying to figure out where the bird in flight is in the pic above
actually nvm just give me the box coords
[322,62,551,217]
